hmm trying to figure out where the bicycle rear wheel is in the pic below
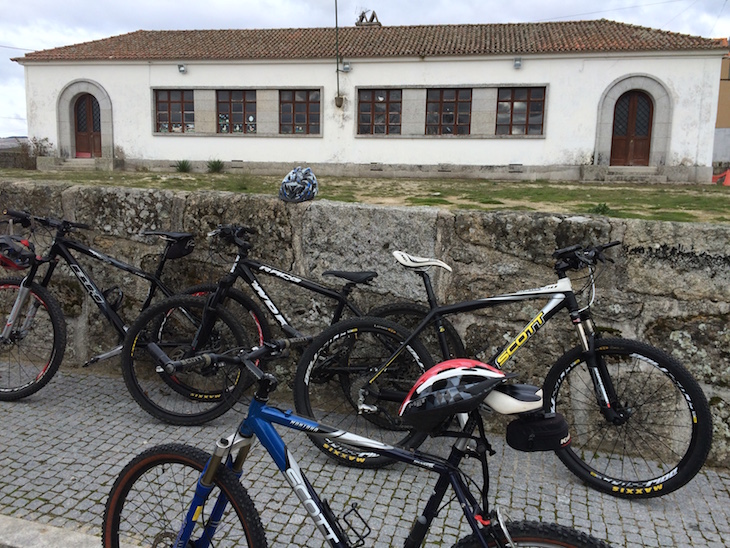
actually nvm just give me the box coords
[102,443,266,548]
[368,301,465,361]
[454,520,611,547]
[544,337,712,498]
[121,295,251,425]
[0,277,66,401]
[294,316,434,468]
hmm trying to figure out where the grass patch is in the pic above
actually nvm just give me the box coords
[407,196,454,206]
[1,168,728,224]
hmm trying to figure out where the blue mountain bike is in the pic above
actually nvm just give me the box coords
[102,336,612,548]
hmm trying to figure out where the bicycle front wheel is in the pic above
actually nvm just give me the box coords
[0,277,66,401]
[454,520,612,547]
[544,337,712,498]
[294,316,434,468]
[102,443,267,548]
[182,284,272,346]
[368,301,466,361]
[122,295,251,425]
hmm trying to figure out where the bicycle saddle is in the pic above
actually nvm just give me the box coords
[392,250,452,272]
[142,231,195,260]
[141,230,194,242]
[322,271,378,284]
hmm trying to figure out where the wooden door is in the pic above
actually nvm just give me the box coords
[610,90,653,166]
[75,94,101,158]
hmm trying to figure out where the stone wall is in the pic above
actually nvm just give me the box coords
[1,180,728,466]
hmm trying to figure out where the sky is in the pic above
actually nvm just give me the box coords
[1,0,730,137]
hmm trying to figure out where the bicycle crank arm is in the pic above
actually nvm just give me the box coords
[83,344,122,367]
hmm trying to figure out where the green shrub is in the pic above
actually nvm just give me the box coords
[207,159,225,173]
[588,202,611,215]
[174,159,192,173]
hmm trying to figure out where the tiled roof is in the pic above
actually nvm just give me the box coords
[14,19,728,63]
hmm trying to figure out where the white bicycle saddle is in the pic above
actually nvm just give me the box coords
[392,250,452,271]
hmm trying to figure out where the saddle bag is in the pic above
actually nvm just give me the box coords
[164,235,195,260]
[506,411,571,452]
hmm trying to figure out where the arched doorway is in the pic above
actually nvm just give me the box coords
[74,94,102,158]
[610,90,653,166]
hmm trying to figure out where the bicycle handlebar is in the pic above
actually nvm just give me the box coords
[552,240,621,273]
[207,224,254,252]
[3,208,91,233]
[165,336,313,381]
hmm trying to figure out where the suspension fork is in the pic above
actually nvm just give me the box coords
[573,310,625,424]
[189,264,239,355]
[1,262,49,340]
[176,434,255,548]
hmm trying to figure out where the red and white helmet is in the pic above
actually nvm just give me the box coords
[0,235,36,271]
[399,358,508,431]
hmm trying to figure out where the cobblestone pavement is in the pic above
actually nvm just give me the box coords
[1,370,728,547]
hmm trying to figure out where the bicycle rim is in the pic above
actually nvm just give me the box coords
[546,338,711,497]
[124,296,251,425]
[0,278,66,400]
[102,444,266,548]
[454,520,611,547]
[295,317,432,467]
[368,301,466,361]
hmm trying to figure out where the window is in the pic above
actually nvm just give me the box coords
[156,90,194,133]
[280,90,320,134]
[217,90,256,133]
[496,87,545,135]
[358,89,402,134]
[426,88,471,135]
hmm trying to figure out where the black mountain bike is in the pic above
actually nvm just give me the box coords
[120,225,463,425]
[293,241,712,498]
[0,209,263,400]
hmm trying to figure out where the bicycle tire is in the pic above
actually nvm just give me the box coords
[102,443,267,548]
[121,295,251,425]
[453,519,612,547]
[294,316,434,468]
[0,277,67,401]
[182,283,272,346]
[543,337,712,498]
[368,301,466,361]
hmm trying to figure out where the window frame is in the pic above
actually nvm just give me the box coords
[155,89,195,133]
[279,89,321,135]
[496,87,546,136]
[425,88,472,136]
[217,90,257,134]
[357,89,402,135]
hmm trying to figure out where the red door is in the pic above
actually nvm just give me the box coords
[610,91,653,166]
[75,94,101,158]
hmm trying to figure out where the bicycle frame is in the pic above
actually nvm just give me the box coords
[19,233,178,341]
[180,398,498,548]
[364,274,621,420]
[210,253,369,338]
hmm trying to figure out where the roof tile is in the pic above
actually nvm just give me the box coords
[14,20,728,63]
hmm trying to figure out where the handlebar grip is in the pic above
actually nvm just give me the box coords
[69,220,92,230]
[3,209,33,227]
[599,240,621,251]
[160,353,212,375]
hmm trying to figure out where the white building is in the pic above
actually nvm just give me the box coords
[12,19,728,182]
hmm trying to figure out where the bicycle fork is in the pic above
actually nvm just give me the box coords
[573,315,629,425]
[175,434,254,548]
[1,280,39,343]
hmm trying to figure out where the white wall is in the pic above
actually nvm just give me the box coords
[22,51,723,169]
